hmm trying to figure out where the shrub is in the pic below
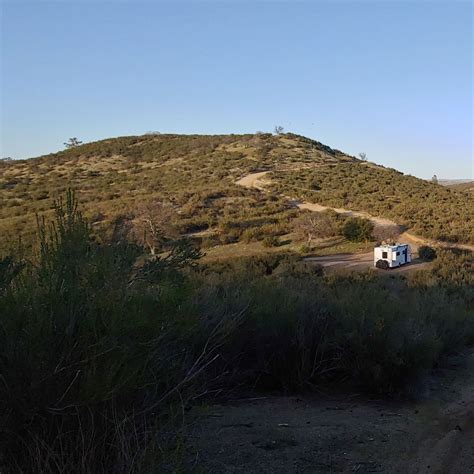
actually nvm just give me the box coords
[0,191,211,472]
[342,217,374,242]
[418,245,437,261]
[241,226,263,243]
[298,244,311,254]
[262,236,280,247]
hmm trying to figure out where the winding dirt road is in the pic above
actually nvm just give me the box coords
[236,171,474,255]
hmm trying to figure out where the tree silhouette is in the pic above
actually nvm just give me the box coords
[64,137,83,149]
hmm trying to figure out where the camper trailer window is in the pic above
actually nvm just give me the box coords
[382,251,388,258]
[396,252,400,256]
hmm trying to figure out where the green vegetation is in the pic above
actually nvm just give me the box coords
[1,193,473,472]
[342,217,374,242]
[1,133,472,259]
[418,245,437,261]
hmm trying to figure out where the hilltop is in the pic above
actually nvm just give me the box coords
[0,132,473,256]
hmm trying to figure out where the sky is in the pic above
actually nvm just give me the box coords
[1,0,472,179]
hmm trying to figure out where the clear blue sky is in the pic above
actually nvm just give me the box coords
[1,1,472,179]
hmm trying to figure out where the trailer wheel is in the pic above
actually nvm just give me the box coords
[375,259,389,270]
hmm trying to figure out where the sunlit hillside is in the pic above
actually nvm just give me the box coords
[1,132,473,256]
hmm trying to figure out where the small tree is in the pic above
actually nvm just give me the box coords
[274,125,285,135]
[342,217,374,242]
[295,211,339,245]
[64,137,83,149]
[358,152,367,161]
[431,174,438,184]
[132,201,179,255]
[372,224,400,244]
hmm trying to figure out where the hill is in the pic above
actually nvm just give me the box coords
[0,132,473,256]
[445,180,474,193]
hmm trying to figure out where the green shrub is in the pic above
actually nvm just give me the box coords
[241,226,263,243]
[262,236,280,247]
[298,244,311,254]
[342,217,374,242]
[418,245,437,261]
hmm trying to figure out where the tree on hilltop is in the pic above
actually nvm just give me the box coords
[64,137,83,149]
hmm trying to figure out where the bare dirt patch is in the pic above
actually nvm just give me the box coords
[184,351,474,473]
[236,171,270,190]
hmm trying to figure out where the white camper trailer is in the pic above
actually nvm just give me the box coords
[374,243,411,269]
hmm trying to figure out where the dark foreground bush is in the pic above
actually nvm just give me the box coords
[1,192,473,472]
[193,267,473,393]
[0,192,216,472]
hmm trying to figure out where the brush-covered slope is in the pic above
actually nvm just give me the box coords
[0,132,473,255]
[445,181,474,193]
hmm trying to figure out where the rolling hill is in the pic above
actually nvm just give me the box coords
[1,132,473,256]
[445,180,474,193]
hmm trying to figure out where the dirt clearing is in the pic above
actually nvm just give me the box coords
[184,351,474,473]
[235,171,270,191]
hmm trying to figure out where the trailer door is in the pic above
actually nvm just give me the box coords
[403,247,407,263]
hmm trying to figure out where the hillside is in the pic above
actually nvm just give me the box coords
[1,133,473,256]
[445,180,474,193]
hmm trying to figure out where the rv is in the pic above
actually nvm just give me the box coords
[374,243,411,269]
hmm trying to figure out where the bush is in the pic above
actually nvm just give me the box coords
[298,244,311,254]
[262,236,280,247]
[241,226,263,243]
[0,192,211,472]
[418,245,437,261]
[342,217,374,242]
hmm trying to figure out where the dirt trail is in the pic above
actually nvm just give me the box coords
[235,171,270,191]
[304,252,431,272]
[235,171,474,253]
[185,352,474,473]
[297,201,398,228]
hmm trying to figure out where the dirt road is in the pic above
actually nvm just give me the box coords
[297,201,398,228]
[236,171,474,254]
[185,351,474,473]
[304,253,431,272]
